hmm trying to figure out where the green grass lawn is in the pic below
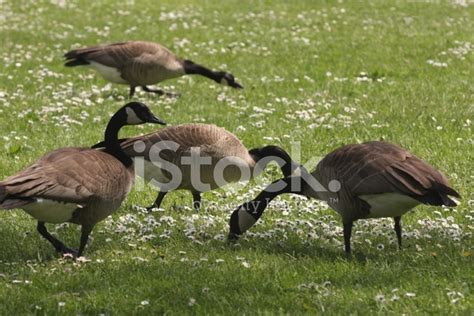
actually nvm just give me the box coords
[0,0,473,314]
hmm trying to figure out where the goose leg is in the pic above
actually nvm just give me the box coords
[129,86,136,98]
[192,192,201,210]
[77,225,93,257]
[142,86,165,95]
[394,216,402,249]
[343,221,353,255]
[146,191,167,212]
[142,86,180,98]
[36,221,77,256]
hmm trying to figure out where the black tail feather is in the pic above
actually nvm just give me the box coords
[64,49,92,67]
[435,182,461,198]
[417,193,458,207]
[433,182,460,207]
[0,185,33,209]
[417,182,460,207]
[0,184,5,204]
[440,195,458,207]
[0,198,32,209]
[64,58,89,67]
[64,50,77,59]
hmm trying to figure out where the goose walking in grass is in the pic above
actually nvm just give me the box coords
[0,102,165,257]
[228,141,460,254]
[64,41,243,97]
[92,123,302,211]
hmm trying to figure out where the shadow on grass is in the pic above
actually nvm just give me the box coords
[0,221,82,262]
[0,215,468,269]
[199,230,467,267]
[222,236,375,263]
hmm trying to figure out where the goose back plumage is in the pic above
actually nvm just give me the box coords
[228,141,460,253]
[118,123,254,191]
[305,141,459,221]
[65,41,243,97]
[0,148,133,225]
[65,41,185,86]
[93,123,301,211]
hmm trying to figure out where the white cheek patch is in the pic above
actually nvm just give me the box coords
[220,77,229,86]
[125,107,144,125]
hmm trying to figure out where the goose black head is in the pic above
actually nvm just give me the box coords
[122,102,166,125]
[217,72,243,89]
[249,145,306,178]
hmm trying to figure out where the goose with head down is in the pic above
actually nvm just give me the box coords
[64,41,243,97]
[228,141,460,254]
[93,123,302,211]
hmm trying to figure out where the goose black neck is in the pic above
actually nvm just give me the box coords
[250,145,299,177]
[183,60,221,82]
[229,177,295,237]
[104,112,133,167]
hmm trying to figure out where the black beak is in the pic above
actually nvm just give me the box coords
[148,114,166,125]
[230,81,244,89]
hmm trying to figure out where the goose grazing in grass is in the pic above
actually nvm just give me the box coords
[228,141,460,254]
[92,123,302,211]
[0,102,165,257]
[64,41,243,97]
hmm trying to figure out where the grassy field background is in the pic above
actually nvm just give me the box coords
[0,0,473,314]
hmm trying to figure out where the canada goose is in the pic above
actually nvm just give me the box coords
[92,123,302,211]
[64,41,243,97]
[228,141,460,254]
[0,102,165,257]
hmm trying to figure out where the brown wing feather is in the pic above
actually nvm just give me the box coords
[121,44,184,85]
[65,41,174,69]
[316,141,459,206]
[119,123,249,162]
[0,148,132,207]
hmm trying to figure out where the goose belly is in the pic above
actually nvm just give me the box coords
[72,199,122,225]
[22,199,80,223]
[359,193,420,218]
[89,61,128,84]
